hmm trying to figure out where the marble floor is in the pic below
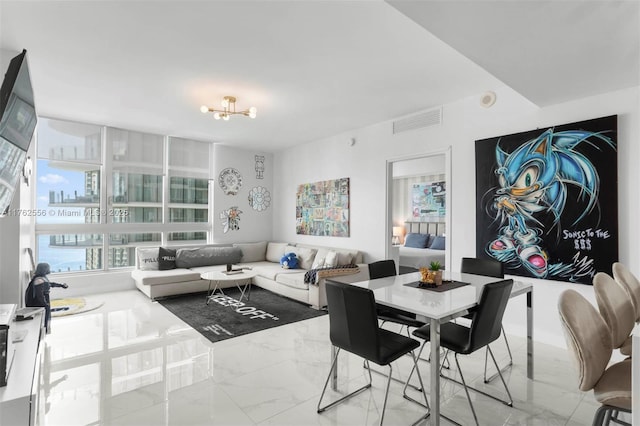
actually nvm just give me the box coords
[39,290,602,426]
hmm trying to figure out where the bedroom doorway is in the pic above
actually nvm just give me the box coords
[386,148,451,273]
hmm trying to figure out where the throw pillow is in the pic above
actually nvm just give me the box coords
[233,241,267,263]
[293,246,318,270]
[429,235,446,250]
[405,233,430,248]
[311,254,325,270]
[175,246,242,268]
[337,252,353,266]
[325,250,338,267]
[266,242,288,263]
[158,247,177,270]
[137,248,159,270]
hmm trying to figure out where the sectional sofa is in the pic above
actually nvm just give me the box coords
[131,241,367,309]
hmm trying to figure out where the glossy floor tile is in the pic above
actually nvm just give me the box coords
[39,290,603,425]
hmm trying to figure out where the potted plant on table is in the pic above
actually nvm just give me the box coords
[429,261,443,286]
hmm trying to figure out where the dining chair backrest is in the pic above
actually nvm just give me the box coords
[467,279,513,351]
[368,260,397,280]
[326,280,380,361]
[558,289,612,392]
[461,257,504,279]
[593,272,635,350]
[612,262,640,322]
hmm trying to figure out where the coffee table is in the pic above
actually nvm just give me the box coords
[201,270,257,305]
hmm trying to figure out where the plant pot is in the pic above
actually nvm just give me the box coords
[432,270,443,286]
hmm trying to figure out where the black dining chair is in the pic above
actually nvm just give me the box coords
[460,257,513,383]
[317,280,429,426]
[405,279,514,425]
[369,260,426,332]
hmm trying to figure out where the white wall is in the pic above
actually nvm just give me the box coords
[213,144,273,243]
[273,84,640,348]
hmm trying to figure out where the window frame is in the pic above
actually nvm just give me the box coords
[34,117,213,274]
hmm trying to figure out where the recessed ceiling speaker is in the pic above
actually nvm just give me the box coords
[480,91,497,108]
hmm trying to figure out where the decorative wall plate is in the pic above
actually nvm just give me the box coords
[218,168,243,195]
[248,186,271,212]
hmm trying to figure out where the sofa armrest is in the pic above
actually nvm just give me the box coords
[308,264,370,310]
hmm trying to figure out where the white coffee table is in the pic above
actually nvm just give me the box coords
[201,270,257,305]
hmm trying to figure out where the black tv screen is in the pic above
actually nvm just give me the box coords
[0,49,36,216]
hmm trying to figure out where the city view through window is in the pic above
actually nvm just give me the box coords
[35,118,211,273]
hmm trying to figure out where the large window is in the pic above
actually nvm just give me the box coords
[35,118,212,273]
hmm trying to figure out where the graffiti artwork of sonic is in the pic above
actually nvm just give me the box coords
[483,127,615,281]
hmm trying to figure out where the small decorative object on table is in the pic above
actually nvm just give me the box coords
[419,261,443,287]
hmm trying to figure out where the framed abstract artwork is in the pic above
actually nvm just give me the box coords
[411,181,446,219]
[296,177,349,237]
[475,115,617,284]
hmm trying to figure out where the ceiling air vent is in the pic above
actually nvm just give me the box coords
[393,107,442,134]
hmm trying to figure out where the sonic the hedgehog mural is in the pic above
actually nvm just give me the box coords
[475,116,617,284]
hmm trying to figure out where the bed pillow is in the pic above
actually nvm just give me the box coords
[404,233,430,248]
[429,235,446,250]
[158,247,177,270]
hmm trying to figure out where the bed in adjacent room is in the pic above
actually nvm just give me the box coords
[398,221,446,273]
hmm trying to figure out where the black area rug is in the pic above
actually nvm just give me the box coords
[158,286,326,343]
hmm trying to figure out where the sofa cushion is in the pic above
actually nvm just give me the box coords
[266,242,288,263]
[275,272,309,291]
[132,268,201,286]
[252,264,300,281]
[138,248,160,270]
[175,246,242,268]
[158,247,177,270]
[233,241,267,263]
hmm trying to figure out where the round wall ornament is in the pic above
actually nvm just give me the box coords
[218,168,243,195]
[248,186,271,212]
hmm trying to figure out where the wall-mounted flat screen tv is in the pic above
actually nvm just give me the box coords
[0,49,36,216]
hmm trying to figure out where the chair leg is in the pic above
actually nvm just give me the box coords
[487,346,513,406]
[454,353,480,426]
[484,325,513,383]
[592,405,632,426]
[317,348,373,413]
[440,347,513,407]
[402,344,431,410]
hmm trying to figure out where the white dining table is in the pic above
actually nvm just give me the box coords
[330,271,533,426]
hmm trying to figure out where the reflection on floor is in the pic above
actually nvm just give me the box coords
[41,290,601,425]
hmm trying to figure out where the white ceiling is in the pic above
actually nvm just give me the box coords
[388,0,640,107]
[1,1,638,152]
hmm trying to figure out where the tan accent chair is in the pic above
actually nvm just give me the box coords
[613,263,640,318]
[594,272,635,356]
[558,289,631,424]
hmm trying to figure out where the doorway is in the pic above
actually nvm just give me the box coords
[386,148,451,273]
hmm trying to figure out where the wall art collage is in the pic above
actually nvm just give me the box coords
[296,177,349,237]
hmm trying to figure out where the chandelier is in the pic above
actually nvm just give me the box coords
[200,96,257,120]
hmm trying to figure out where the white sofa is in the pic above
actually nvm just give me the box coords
[131,241,367,309]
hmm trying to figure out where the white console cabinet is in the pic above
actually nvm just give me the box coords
[0,308,44,426]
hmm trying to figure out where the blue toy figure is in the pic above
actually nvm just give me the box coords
[25,263,68,333]
[280,252,299,269]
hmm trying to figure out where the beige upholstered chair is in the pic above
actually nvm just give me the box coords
[613,262,640,321]
[593,272,635,356]
[558,289,631,424]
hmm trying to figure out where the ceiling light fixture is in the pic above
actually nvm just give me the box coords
[200,96,257,121]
